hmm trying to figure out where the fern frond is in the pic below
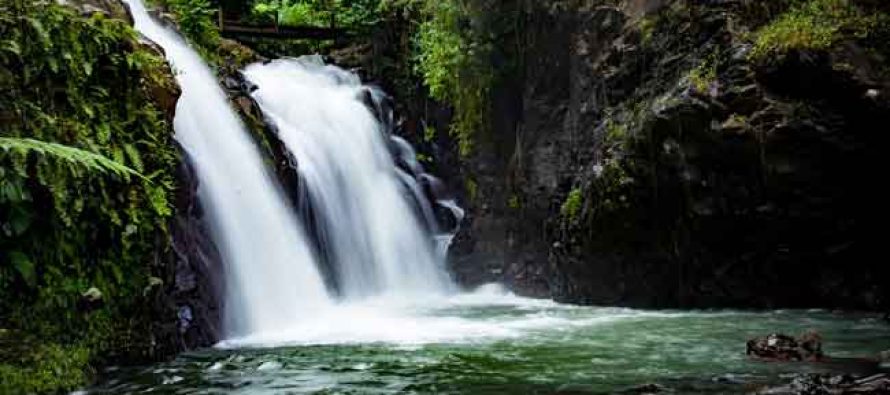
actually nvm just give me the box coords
[0,137,143,181]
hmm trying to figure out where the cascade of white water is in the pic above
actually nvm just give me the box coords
[126,0,332,339]
[243,58,456,300]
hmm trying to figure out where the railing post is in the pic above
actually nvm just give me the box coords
[329,0,336,30]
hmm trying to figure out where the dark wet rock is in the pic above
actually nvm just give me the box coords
[758,373,890,395]
[167,147,224,350]
[141,44,180,122]
[58,0,134,25]
[747,332,824,362]
[219,38,264,70]
[445,0,888,311]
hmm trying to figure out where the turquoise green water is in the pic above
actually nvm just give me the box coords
[89,292,888,394]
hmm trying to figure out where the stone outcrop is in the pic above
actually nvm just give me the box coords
[166,149,224,350]
[62,0,226,353]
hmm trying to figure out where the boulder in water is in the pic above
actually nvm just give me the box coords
[746,331,824,361]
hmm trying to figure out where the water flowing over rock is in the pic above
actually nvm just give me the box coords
[127,0,332,340]
[242,57,457,300]
[127,0,463,347]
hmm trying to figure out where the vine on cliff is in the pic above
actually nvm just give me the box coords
[411,0,494,157]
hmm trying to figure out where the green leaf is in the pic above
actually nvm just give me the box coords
[8,206,33,236]
[0,137,143,181]
[0,39,21,56]
[9,251,36,288]
[24,16,50,46]
[123,143,144,173]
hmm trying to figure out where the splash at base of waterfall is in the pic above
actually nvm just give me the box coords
[216,284,575,348]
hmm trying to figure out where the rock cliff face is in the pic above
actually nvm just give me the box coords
[166,150,224,350]
[71,0,226,353]
[448,0,889,309]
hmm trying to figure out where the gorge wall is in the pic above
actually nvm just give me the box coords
[444,0,889,310]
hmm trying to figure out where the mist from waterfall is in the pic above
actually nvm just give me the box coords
[126,0,332,339]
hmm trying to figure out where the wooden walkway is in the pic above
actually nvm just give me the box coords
[219,19,348,41]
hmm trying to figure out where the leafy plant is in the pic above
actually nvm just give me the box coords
[249,0,384,29]
[688,57,717,95]
[561,188,583,221]
[0,137,141,180]
[465,177,478,202]
[0,1,179,391]
[508,194,520,209]
[413,0,493,157]
[154,0,221,59]
[638,15,657,45]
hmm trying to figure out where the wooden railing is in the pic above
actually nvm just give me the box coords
[220,20,346,40]
[217,7,347,41]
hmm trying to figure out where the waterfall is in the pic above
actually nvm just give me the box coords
[126,0,331,339]
[127,0,463,347]
[242,58,457,300]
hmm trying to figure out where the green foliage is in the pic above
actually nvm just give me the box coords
[465,177,478,202]
[604,119,628,146]
[415,152,432,163]
[0,137,141,180]
[638,15,657,45]
[1,1,179,391]
[561,188,583,221]
[249,0,384,29]
[0,342,91,394]
[413,0,493,157]
[279,1,327,26]
[750,0,876,61]
[589,110,639,219]
[507,194,520,210]
[243,0,495,158]
[155,0,221,59]
[423,125,437,142]
[687,57,717,95]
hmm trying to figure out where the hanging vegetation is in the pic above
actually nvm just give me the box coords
[0,1,180,392]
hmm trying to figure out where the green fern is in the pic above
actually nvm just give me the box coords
[0,137,142,180]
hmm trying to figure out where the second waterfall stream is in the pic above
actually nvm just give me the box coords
[242,58,456,301]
